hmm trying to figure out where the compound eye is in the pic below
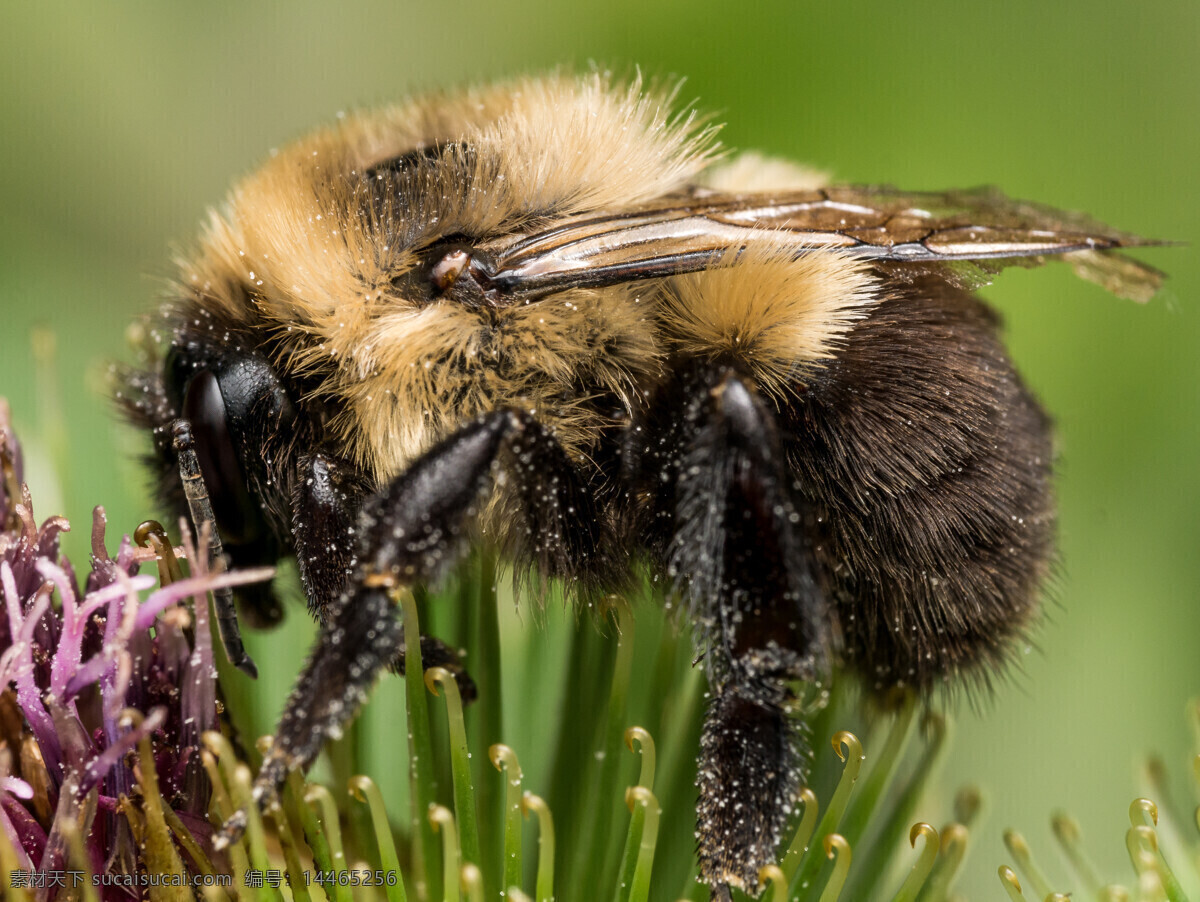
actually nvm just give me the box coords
[182,369,264,546]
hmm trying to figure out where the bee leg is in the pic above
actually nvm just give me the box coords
[235,409,602,838]
[292,450,371,622]
[635,364,827,895]
[387,634,478,703]
[292,451,478,701]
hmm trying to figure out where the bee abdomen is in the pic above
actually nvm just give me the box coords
[785,278,1056,693]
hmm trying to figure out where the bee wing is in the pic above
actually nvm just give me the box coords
[481,186,1165,302]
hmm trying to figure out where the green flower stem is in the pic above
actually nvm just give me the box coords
[674,856,704,901]
[915,823,968,902]
[329,715,374,866]
[1129,799,1191,902]
[1003,828,1053,899]
[430,805,461,902]
[490,743,524,893]
[285,768,338,878]
[204,732,273,902]
[546,609,614,895]
[1051,811,1103,895]
[401,588,442,902]
[133,724,188,892]
[890,824,939,902]
[780,787,820,882]
[268,808,313,902]
[845,715,950,902]
[201,749,254,901]
[789,732,864,897]
[624,786,660,902]
[653,664,705,894]
[837,695,917,853]
[236,763,281,902]
[161,802,217,880]
[427,667,482,871]
[462,863,485,902]
[578,601,636,897]
[350,775,409,902]
[307,784,353,902]
[818,834,851,902]
[614,727,656,902]
[470,550,503,897]
[521,793,555,902]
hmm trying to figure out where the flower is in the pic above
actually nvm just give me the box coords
[0,399,270,897]
[7,394,1089,901]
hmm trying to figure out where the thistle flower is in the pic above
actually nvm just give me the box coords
[0,399,270,895]
[13,392,1178,902]
[191,563,974,902]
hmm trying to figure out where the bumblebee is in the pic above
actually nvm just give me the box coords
[117,72,1162,895]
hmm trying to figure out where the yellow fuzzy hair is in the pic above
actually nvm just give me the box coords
[659,244,882,399]
[700,151,829,193]
[173,73,725,481]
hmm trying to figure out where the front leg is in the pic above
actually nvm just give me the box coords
[239,409,606,829]
[630,362,828,896]
[291,450,474,697]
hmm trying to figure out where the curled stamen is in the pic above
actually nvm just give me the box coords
[616,726,659,901]
[623,786,661,902]
[266,806,313,902]
[891,823,938,902]
[998,865,1026,901]
[1130,798,1159,828]
[1138,868,1168,902]
[130,713,186,879]
[818,834,851,902]
[349,775,406,902]
[780,788,819,881]
[1124,804,1188,899]
[840,695,916,853]
[1125,825,1157,875]
[521,792,555,902]
[201,748,253,890]
[59,818,99,902]
[1004,829,1055,900]
[790,733,863,896]
[399,590,440,902]
[920,823,969,901]
[490,744,524,891]
[461,862,484,902]
[758,864,787,902]
[954,784,983,827]
[1051,811,1102,895]
[430,805,461,902]
[133,519,183,586]
[427,666,481,869]
[624,726,656,789]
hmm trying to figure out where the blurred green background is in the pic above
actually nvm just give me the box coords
[2,1,1196,896]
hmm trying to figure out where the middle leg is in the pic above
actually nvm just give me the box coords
[627,359,830,895]
[245,408,611,821]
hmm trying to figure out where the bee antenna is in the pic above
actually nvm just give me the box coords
[172,418,259,678]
